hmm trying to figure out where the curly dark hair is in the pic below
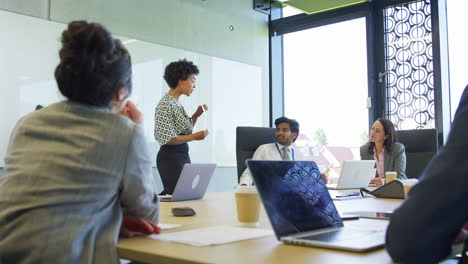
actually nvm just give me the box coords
[55,21,132,107]
[163,59,199,89]
[368,118,398,154]
[274,116,300,142]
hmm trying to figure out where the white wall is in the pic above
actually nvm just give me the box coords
[0,10,264,168]
[0,1,270,190]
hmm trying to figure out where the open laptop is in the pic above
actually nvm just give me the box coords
[326,160,376,190]
[247,160,385,252]
[159,163,216,202]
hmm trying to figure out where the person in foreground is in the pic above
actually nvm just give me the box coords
[386,85,468,264]
[0,21,159,264]
[239,116,328,185]
[360,118,407,185]
[154,59,209,195]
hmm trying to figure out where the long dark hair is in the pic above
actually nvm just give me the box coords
[368,118,398,154]
[55,21,132,107]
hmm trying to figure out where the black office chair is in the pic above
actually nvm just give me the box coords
[236,126,276,183]
[396,129,439,179]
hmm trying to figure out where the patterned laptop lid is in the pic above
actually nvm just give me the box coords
[247,160,343,239]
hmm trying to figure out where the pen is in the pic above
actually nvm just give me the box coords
[336,192,360,198]
[322,163,334,175]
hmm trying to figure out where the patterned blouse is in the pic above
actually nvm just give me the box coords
[154,93,193,145]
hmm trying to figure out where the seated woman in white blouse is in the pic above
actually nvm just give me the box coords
[154,59,209,195]
[360,118,407,185]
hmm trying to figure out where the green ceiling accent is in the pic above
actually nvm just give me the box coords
[276,0,368,15]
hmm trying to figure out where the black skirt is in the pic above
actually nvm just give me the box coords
[156,143,191,195]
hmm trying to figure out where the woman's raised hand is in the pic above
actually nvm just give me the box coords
[119,100,143,125]
[193,104,208,118]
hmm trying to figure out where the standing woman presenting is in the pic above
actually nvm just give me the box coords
[154,59,209,195]
[360,118,407,185]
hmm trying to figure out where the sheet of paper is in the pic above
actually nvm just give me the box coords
[149,225,273,246]
[158,223,181,230]
[130,223,181,237]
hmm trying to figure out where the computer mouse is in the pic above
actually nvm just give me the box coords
[172,207,196,217]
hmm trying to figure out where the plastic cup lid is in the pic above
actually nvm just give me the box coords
[235,185,258,194]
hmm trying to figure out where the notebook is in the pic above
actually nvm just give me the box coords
[159,163,216,202]
[247,160,385,252]
[326,160,376,190]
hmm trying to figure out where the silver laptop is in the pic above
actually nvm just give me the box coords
[159,163,216,202]
[248,160,385,252]
[326,160,376,190]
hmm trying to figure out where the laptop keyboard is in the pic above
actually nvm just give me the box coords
[298,229,382,243]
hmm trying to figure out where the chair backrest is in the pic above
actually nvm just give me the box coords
[236,126,276,183]
[396,129,439,179]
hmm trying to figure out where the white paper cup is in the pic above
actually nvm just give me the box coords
[234,185,260,227]
[385,171,397,183]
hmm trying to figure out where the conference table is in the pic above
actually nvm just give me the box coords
[118,192,402,264]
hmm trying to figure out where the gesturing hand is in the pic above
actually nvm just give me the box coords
[192,129,209,141]
[193,104,208,118]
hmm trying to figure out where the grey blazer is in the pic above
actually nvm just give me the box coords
[360,142,407,179]
[0,101,159,264]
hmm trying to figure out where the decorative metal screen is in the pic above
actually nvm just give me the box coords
[383,0,434,129]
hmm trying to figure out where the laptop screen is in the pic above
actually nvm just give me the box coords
[248,160,343,239]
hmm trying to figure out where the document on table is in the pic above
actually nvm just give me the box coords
[131,223,181,237]
[149,225,273,246]
[158,223,181,230]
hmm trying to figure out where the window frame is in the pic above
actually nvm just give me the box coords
[269,2,380,129]
[268,0,449,145]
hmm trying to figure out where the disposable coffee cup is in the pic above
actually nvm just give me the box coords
[235,185,260,227]
[402,179,419,198]
[403,185,412,198]
[385,171,397,183]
